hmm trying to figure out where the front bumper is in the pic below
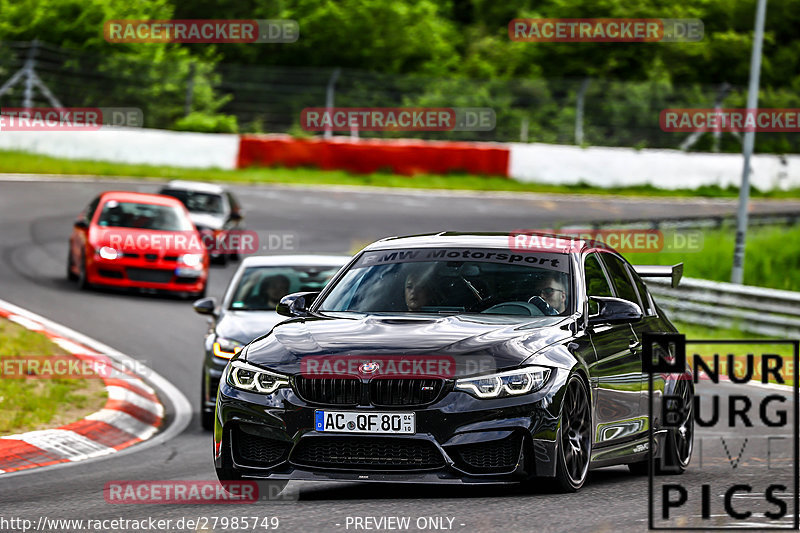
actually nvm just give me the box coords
[87,257,207,292]
[214,368,568,483]
[202,360,227,412]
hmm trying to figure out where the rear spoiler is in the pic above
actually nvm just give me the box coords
[633,263,683,288]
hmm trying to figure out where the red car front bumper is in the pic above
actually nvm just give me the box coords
[85,255,207,293]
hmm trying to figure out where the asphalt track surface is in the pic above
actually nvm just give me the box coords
[0,176,798,533]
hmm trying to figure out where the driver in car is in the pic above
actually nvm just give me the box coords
[262,274,291,309]
[531,272,568,314]
[404,268,435,312]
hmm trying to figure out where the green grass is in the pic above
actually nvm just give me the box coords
[0,318,106,435]
[672,320,764,341]
[625,224,800,291]
[642,231,800,385]
[673,321,796,386]
[2,149,800,198]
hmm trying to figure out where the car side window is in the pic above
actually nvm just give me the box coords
[601,253,642,308]
[583,253,613,315]
[227,192,239,211]
[629,267,656,316]
[83,196,100,222]
[226,192,242,217]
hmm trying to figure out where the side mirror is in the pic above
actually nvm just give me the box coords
[277,292,319,317]
[74,218,89,230]
[588,296,643,326]
[192,297,217,316]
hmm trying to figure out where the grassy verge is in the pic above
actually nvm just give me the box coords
[673,320,795,386]
[672,320,771,341]
[626,224,800,291]
[2,149,800,198]
[0,318,106,435]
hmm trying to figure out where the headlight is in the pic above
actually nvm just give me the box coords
[98,246,120,260]
[179,253,203,267]
[212,337,243,360]
[226,360,290,394]
[455,366,551,399]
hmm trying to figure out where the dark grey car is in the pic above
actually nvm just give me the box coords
[193,254,348,429]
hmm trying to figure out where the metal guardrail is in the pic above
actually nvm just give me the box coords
[648,276,800,338]
[566,208,800,336]
[577,210,800,231]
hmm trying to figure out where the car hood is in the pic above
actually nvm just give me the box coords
[89,226,204,255]
[216,310,286,345]
[190,213,225,230]
[244,313,576,377]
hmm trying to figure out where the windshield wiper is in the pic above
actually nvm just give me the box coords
[460,276,482,300]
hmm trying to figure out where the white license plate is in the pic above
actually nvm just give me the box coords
[315,411,415,434]
[175,267,202,277]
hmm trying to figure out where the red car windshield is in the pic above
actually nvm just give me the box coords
[96,200,194,231]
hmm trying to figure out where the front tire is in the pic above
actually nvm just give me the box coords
[553,374,592,492]
[76,249,91,291]
[186,283,207,300]
[67,248,78,281]
[200,378,214,431]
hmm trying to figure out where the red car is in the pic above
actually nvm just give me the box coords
[67,191,209,297]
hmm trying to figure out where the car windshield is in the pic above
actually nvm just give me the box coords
[317,248,572,317]
[96,200,194,231]
[160,189,224,215]
[230,265,342,311]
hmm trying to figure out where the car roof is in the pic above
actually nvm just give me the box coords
[98,191,186,207]
[161,180,226,194]
[361,231,597,254]
[239,255,350,268]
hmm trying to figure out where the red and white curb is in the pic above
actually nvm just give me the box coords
[0,299,187,474]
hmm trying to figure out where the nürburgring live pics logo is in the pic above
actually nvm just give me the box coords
[644,333,799,530]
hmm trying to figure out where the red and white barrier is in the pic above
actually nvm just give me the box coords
[0,304,163,474]
[238,134,510,177]
[1,128,799,191]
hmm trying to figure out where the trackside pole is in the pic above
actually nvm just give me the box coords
[731,0,767,285]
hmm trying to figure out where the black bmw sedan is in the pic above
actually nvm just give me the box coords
[213,232,693,493]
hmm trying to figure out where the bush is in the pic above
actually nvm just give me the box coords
[173,112,238,134]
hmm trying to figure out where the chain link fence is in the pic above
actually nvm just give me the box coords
[1,40,798,153]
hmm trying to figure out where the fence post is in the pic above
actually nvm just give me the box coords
[680,82,735,152]
[184,62,195,117]
[575,78,590,145]
[0,39,63,108]
[324,68,341,140]
[520,117,529,142]
[23,40,39,108]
